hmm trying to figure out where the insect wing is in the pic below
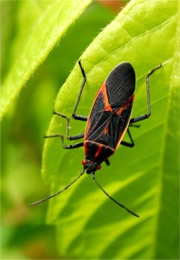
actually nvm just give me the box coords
[106,62,135,107]
[84,62,135,150]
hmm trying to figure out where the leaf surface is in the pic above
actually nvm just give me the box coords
[0,0,93,119]
[43,0,179,258]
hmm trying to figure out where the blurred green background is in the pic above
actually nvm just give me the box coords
[1,0,179,259]
[1,1,123,259]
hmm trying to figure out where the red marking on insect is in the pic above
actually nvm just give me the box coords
[116,94,134,115]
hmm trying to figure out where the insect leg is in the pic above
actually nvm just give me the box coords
[130,64,162,124]
[44,134,84,149]
[129,124,140,128]
[72,60,88,121]
[44,111,84,149]
[105,159,110,166]
[53,111,84,140]
[121,128,134,148]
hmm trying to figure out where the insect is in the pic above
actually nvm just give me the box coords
[31,61,162,217]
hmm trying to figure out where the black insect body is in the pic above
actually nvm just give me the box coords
[83,63,135,174]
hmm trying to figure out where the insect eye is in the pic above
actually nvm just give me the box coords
[97,164,101,170]
[82,160,86,166]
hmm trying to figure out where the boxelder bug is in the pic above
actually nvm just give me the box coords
[30,61,162,218]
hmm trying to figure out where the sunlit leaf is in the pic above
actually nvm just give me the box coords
[0,0,93,119]
[43,0,179,258]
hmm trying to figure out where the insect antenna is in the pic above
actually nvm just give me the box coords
[30,169,85,207]
[92,173,139,218]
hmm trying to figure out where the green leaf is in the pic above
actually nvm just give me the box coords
[0,0,93,119]
[43,0,179,259]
